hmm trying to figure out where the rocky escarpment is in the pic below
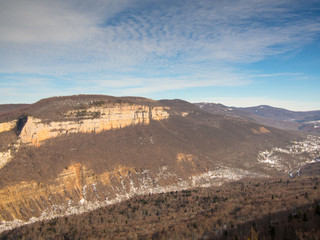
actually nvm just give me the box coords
[19,104,169,146]
[0,121,16,133]
[0,103,170,169]
[0,160,262,232]
[0,149,13,169]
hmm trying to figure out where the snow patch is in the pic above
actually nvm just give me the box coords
[258,135,320,174]
[79,198,86,205]
[0,165,262,233]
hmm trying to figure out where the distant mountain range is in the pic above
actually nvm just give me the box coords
[194,102,320,134]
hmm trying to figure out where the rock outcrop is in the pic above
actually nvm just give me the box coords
[0,161,263,232]
[0,103,170,170]
[18,104,169,146]
[0,121,16,133]
[0,163,100,222]
[0,149,12,169]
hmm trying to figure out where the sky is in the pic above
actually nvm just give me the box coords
[0,0,320,111]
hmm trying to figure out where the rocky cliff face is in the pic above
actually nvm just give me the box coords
[0,160,261,231]
[19,104,169,146]
[0,149,12,169]
[0,121,16,133]
[0,103,169,169]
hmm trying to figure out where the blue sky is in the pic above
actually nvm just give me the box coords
[0,0,319,110]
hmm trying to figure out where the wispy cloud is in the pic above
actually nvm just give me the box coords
[0,0,134,44]
[251,73,303,78]
[1,0,319,71]
[0,0,319,105]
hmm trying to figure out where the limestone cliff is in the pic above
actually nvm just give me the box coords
[19,104,169,146]
[0,163,98,221]
[0,149,12,169]
[0,161,261,230]
[0,103,170,170]
[0,163,177,223]
[0,121,16,133]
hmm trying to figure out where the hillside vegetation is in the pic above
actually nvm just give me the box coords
[1,175,319,239]
[0,95,319,236]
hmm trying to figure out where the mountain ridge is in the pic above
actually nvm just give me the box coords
[195,102,320,134]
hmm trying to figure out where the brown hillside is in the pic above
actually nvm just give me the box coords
[0,101,299,187]
[0,104,29,114]
[0,95,317,232]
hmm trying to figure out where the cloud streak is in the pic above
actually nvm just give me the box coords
[0,0,319,106]
[1,0,319,71]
